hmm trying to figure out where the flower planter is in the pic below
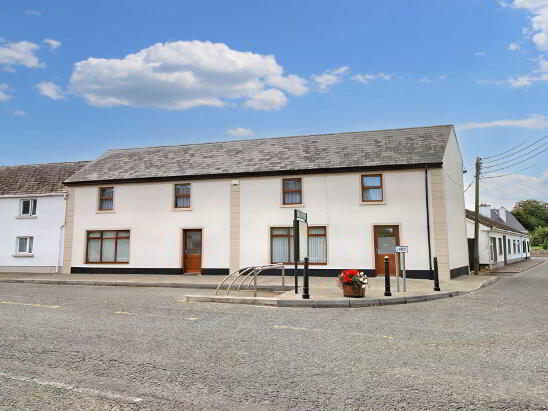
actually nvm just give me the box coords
[342,284,365,298]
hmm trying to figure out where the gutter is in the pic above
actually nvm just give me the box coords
[0,192,65,198]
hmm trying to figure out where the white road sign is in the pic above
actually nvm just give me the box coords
[395,246,408,253]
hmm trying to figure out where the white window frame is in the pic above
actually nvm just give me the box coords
[15,236,33,255]
[19,198,37,217]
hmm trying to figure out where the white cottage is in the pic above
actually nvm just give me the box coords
[63,125,469,281]
[466,206,530,270]
[0,162,88,273]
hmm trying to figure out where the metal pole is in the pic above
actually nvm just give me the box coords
[253,269,257,297]
[294,211,299,294]
[384,256,391,297]
[474,156,481,275]
[396,253,400,293]
[433,257,441,292]
[402,253,407,293]
[302,257,310,299]
[282,265,285,288]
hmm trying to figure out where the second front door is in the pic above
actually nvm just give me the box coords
[183,229,202,274]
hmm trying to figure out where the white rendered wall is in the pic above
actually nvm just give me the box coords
[443,130,469,271]
[0,194,65,272]
[239,170,432,272]
[70,180,230,269]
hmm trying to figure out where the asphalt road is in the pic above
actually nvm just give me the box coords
[1,261,547,410]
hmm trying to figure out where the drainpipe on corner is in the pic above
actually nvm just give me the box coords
[56,193,67,273]
[425,166,433,279]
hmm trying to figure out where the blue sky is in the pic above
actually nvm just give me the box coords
[1,0,547,208]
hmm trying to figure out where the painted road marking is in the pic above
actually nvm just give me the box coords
[274,325,397,341]
[0,301,60,309]
[114,311,198,320]
[0,372,143,403]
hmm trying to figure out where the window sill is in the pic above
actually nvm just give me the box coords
[13,253,34,258]
[96,210,115,214]
[281,204,304,208]
[16,215,37,219]
[84,262,129,264]
[360,201,385,206]
[172,207,193,211]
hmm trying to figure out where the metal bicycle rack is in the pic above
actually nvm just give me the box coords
[215,264,285,296]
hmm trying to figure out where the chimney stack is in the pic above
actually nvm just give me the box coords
[479,204,492,218]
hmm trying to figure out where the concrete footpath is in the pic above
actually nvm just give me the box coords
[0,270,505,308]
[492,257,545,275]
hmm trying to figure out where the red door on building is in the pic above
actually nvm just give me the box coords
[183,229,202,274]
[374,225,400,275]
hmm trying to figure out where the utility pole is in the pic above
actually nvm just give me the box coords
[474,157,481,275]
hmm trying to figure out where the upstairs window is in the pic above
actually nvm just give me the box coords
[282,178,302,205]
[20,199,37,216]
[98,187,114,211]
[174,184,191,208]
[361,174,383,202]
[16,236,33,254]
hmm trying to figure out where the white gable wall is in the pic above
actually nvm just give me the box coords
[442,130,470,276]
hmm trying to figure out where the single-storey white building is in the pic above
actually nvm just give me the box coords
[465,206,530,270]
[63,125,469,281]
[0,161,88,273]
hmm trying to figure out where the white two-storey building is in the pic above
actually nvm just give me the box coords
[0,161,88,273]
[63,125,469,281]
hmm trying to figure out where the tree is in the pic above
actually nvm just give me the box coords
[511,200,548,232]
[531,227,548,249]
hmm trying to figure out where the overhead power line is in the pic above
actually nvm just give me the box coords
[481,139,528,160]
[481,156,548,179]
[463,181,474,192]
[481,147,548,174]
[482,140,548,169]
[482,134,548,163]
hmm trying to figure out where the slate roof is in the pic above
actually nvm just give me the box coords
[0,161,89,196]
[465,209,527,235]
[491,209,528,234]
[65,125,454,185]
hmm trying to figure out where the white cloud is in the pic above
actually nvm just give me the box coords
[418,75,446,83]
[512,0,548,50]
[507,55,548,86]
[25,10,41,16]
[43,38,61,51]
[507,42,521,50]
[465,169,548,209]
[36,81,65,100]
[7,109,26,116]
[475,51,488,56]
[352,72,392,84]
[243,88,288,110]
[68,40,308,111]
[0,83,12,102]
[458,114,548,129]
[311,66,349,92]
[227,127,255,137]
[0,40,43,70]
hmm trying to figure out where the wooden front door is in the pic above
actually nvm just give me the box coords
[183,229,202,274]
[374,225,400,275]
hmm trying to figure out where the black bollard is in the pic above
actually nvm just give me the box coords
[384,256,391,297]
[433,257,441,291]
[302,257,310,299]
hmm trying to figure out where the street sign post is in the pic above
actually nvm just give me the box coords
[293,210,308,296]
[395,245,408,292]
